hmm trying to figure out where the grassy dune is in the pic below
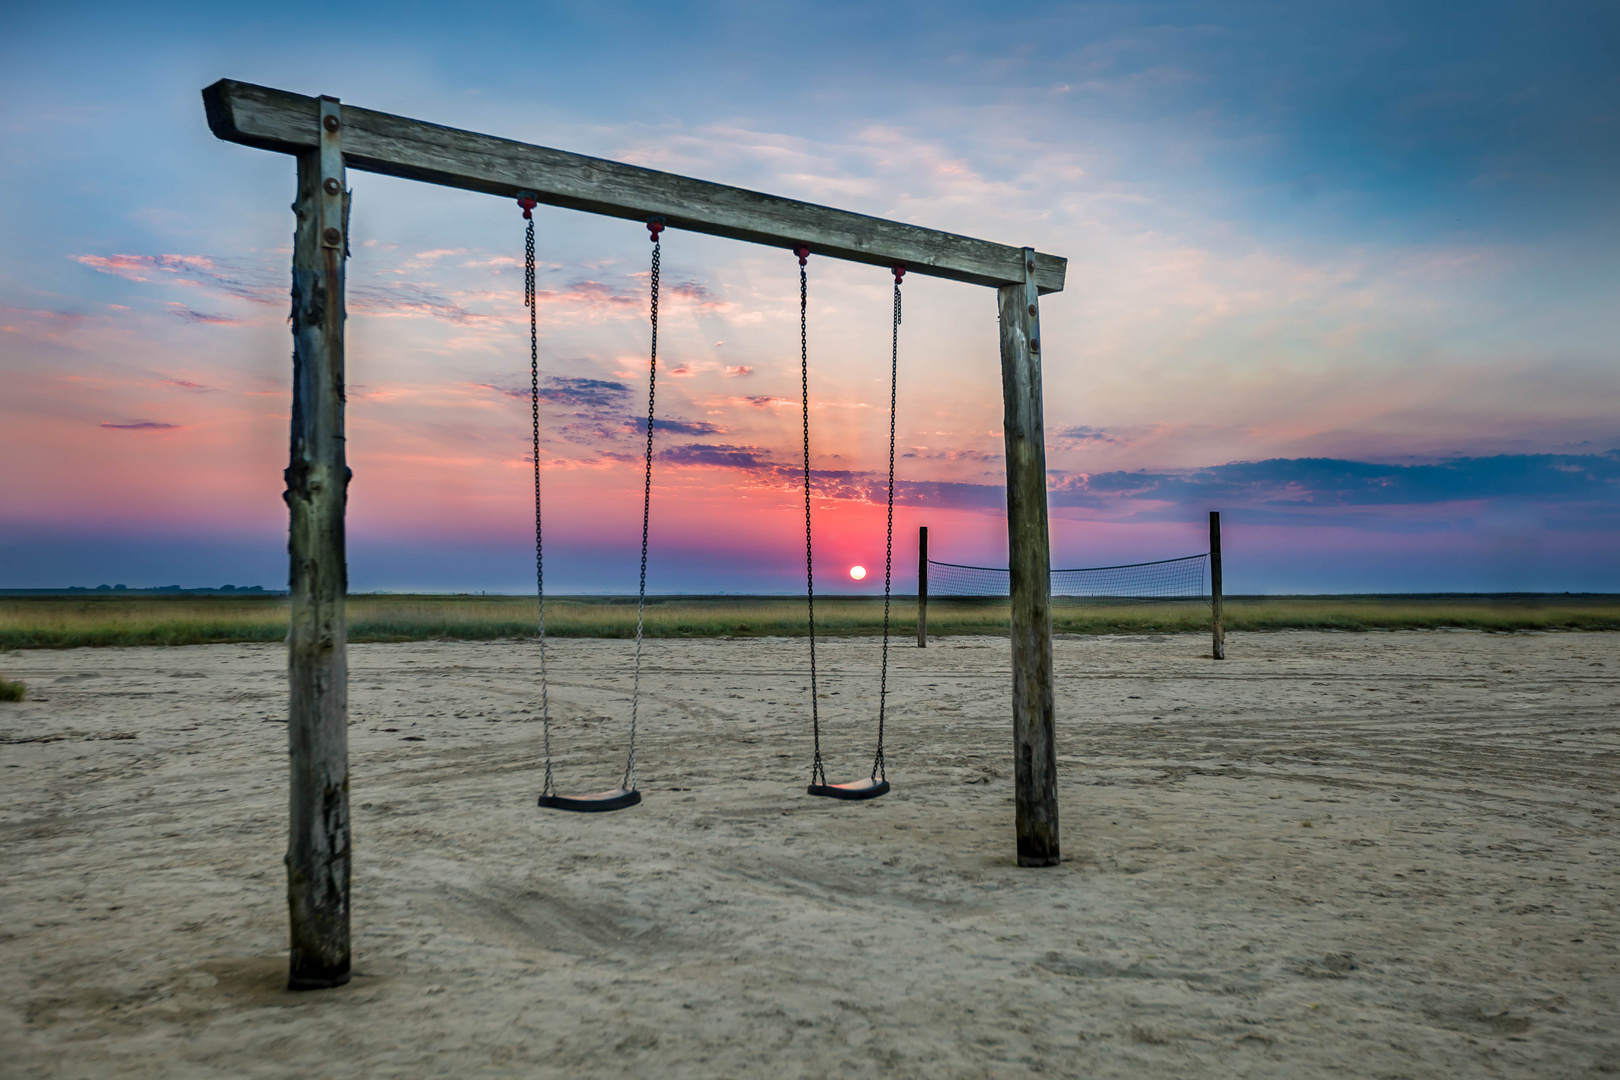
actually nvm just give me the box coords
[2,592,1618,650]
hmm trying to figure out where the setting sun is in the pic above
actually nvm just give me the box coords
[849,565,867,581]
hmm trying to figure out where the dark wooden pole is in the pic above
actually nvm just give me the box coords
[917,525,928,648]
[999,249,1059,868]
[285,96,351,991]
[1210,510,1225,660]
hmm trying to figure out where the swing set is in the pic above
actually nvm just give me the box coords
[203,79,1068,991]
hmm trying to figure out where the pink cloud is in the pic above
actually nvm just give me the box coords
[2,306,96,324]
[538,280,640,312]
[101,420,180,431]
[714,394,797,409]
[0,306,103,341]
[663,280,732,312]
[461,256,522,270]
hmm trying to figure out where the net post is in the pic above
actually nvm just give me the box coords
[1210,510,1225,660]
[1000,249,1059,869]
[917,525,928,648]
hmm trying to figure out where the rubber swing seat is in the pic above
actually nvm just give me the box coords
[538,787,642,813]
[807,776,890,801]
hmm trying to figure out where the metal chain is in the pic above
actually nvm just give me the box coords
[623,229,660,792]
[873,272,901,781]
[526,210,554,798]
[800,251,824,788]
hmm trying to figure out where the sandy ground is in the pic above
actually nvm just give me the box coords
[1,630,1616,1078]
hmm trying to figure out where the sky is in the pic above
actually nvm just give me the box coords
[2,0,1617,594]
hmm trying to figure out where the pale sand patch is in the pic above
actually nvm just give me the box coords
[1,631,1616,1078]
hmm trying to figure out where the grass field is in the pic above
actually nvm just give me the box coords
[2,592,1618,650]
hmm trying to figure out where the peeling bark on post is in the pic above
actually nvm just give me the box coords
[285,96,351,991]
[999,249,1060,868]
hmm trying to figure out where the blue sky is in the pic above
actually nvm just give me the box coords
[2,1,1617,593]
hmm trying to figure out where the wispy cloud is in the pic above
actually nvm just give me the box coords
[1052,426,1117,448]
[166,303,240,325]
[408,249,467,265]
[659,442,776,470]
[539,377,632,409]
[101,420,179,431]
[902,447,1003,463]
[634,417,726,436]
[634,440,1620,530]
[663,280,731,311]
[650,440,879,501]
[1,305,97,325]
[712,394,798,410]
[541,279,640,312]
[1055,453,1620,510]
[76,254,279,304]
[350,281,489,324]
[478,376,632,408]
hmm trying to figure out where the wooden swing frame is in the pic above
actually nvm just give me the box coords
[202,78,1069,991]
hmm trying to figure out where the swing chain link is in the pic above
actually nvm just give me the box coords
[800,253,825,788]
[526,208,555,799]
[873,271,901,781]
[624,227,661,792]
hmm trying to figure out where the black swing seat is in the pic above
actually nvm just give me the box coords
[538,787,642,813]
[807,776,890,801]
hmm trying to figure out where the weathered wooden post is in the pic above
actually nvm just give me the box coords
[1210,510,1225,660]
[1000,249,1059,868]
[916,525,928,648]
[285,95,352,990]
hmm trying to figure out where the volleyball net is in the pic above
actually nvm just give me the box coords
[924,552,1210,606]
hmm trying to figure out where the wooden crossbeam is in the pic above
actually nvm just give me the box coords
[203,79,1067,293]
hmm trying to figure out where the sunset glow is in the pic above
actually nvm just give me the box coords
[1,4,1616,594]
[849,566,867,581]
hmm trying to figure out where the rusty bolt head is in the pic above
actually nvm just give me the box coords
[1027,259,1036,273]
[323,227,342,245]
[323,178,341,196]
[323,114,340,132]
[1030,338,1040,353]
[1027,304,1037,317]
